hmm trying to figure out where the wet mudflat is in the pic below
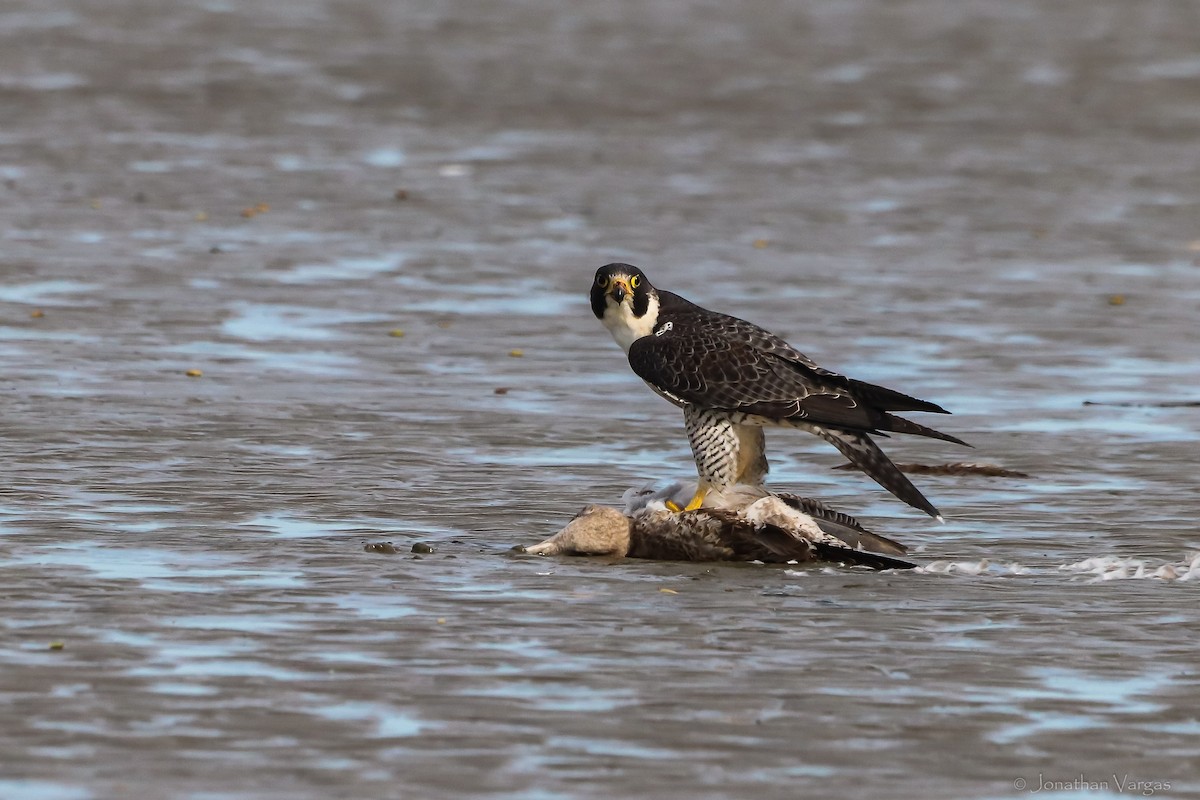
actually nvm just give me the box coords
[2,1,1199,798]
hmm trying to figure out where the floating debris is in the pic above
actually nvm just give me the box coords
[752,238,769,249]
[241,202,271,219]
[1108,294,1126,306]
[393,189,409,201]
[832,462,1029,478]
[194,211,208,222]
[185,369,203,378]
[508,349,524,358]
[411,542,435,554]
[494,387,510,395]
[30,309,44,319]
[364,542,400,554]
[1084,399,1200,408]
[49,642,64,650]
[658,588,678,594]
[388,329,405,338]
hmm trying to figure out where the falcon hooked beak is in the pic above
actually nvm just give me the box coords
[607,278,630,305]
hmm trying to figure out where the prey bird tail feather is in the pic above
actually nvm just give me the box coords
[810,541,917,571]
[777,493,909,555]
[750,519,915,570]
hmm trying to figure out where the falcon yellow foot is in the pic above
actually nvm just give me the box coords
[665,486,709,513]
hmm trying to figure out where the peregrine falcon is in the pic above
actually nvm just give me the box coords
[589,263,968,519]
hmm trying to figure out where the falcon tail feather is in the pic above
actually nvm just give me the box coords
[879,413,971,447]
[817,428,943,519]
[846,379,951,414]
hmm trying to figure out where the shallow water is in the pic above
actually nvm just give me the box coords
[2,1,1199,798]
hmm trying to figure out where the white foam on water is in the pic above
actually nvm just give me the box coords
[909,553,1200,582]
[1057,553,1200,582]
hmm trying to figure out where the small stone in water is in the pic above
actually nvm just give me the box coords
[411,542,435,554]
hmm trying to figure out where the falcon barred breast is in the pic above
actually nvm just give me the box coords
[589,263,969,519]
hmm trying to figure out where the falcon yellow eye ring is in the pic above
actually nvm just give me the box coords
[629,275,641,289]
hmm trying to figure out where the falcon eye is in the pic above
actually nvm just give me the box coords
[629,275,641,289]
[596,276,609,288]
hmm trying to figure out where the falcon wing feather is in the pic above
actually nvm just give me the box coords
[626,312,879,429]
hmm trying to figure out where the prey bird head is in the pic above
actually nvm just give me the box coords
[591,263,660,352]
[522,505,633,557]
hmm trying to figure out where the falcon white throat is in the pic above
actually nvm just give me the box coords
[588,262,970,519]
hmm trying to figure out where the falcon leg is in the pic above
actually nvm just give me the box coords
[734,424,768,485]
[672,407,741,513]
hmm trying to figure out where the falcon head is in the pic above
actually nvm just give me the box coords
[590,263,660,352]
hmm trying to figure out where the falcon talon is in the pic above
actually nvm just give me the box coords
[681,488,707,511]
[589,263,969,520]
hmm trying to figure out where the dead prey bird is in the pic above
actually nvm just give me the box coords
[521,493,914,571]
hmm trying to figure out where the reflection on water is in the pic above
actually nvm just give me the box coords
[0,281,100,305]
